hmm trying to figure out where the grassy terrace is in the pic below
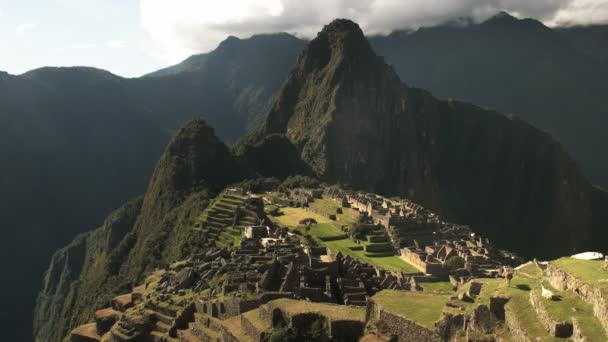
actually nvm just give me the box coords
[372,290,451,328]
[309,198,358,225]
[271,207,334,228]
[551,257,608,292]
[269,205,419,273]
[458,262,607,341]
[270,298,366,321]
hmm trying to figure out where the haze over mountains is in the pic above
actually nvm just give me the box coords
[0,11,607,341]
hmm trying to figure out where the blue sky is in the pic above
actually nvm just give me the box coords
[0,0,163,77]
[1,0,606,78]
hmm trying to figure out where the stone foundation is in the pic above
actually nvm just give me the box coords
[504,305,534,342]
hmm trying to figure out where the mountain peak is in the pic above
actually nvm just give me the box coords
[297,18,375,74]
[486,10,518,23]
[318,18,368,50]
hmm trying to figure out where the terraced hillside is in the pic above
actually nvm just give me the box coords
[195,191,262,248]
[365,261,608,341]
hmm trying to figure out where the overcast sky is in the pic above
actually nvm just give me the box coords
[1,0,607,77]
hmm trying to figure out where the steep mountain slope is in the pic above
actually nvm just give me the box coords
[368,13,608,187]
[0,33,303,341]
[558,24,608,64]
[0,68,167,342]
[33,119,247,342]
[239,19,602,258]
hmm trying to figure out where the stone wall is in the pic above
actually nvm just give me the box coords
[528,291,572,338]
[504,304,535,342]
[258,300,364,341]
[366,300,438,342]
[329,319,365,341]
[571,318,589,342]
[545,263,608,335]
[241,313,265,341]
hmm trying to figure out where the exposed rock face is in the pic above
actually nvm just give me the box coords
[34,119,247,342]
[240,18,600,258]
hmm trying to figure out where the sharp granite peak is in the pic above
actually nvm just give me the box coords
[241,18,601,258]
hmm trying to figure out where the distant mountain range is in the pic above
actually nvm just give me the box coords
[1,11,607,341]
[33,18,608,342]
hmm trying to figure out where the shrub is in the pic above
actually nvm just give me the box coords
[265,327,296,342]
[299,218,318,226]
[279,175,320,190]
[349,223,376,240]
[444,256,465,272]
[233,177,280,193]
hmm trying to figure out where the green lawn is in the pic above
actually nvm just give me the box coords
[267,199,421,273]
[271,298,366,322]
[419,281,456,294]
[551,257,608,291]
[309,197,358,225]
[271,207,334,228]
[372,290,451,328]
[320,234,418,272]
[293,223,346,239]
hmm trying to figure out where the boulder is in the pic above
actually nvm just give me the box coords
[171,267,198,291]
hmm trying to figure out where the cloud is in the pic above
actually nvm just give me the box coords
[16,23,37,36]
[0,8,5,18]
[71,43,97,49]
[139,0,608,62]
[548,0,608,26]
[104,40,125,48]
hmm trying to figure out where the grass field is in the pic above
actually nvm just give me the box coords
[551,257,608,291]
[270,298,366,321]
[322,237,419,272]
[271,207,334,228]
[268,205,419,272]
[293,223,346,239]
[372,290,451,328]
[309,197,358,225]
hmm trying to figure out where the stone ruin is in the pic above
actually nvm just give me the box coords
[68,187,527,342]
[327,187,523,279]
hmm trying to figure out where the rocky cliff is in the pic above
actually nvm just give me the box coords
[33,119,247,342]
[239,19,600,258]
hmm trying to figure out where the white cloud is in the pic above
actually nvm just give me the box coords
[71,43,97,49]
[139,0,608,63]
[104,40,125,48]
[16,23,37,36]
[548,0,608,26]
[0,8,5,18]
